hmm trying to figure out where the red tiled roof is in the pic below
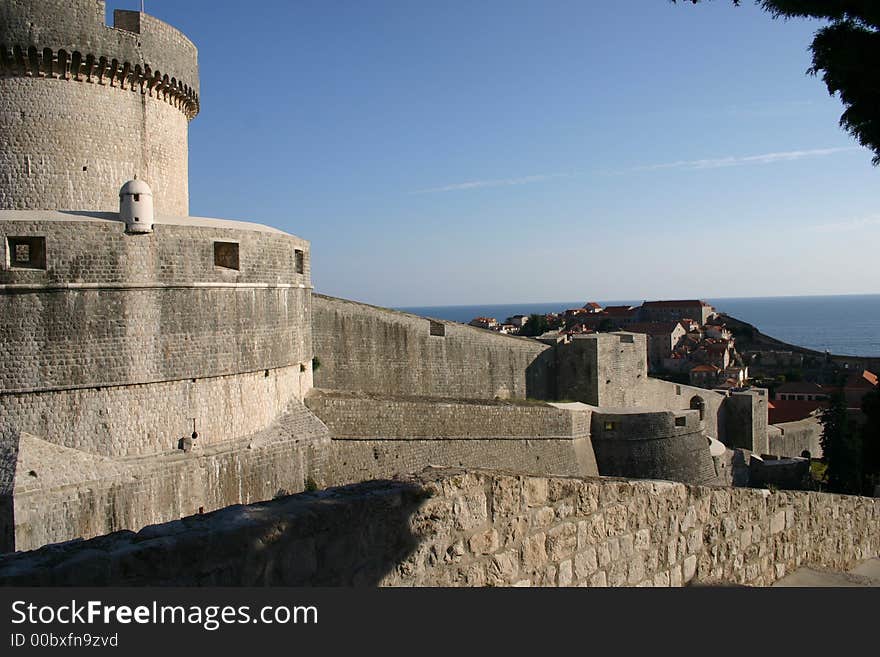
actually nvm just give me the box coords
[642,300,711,308]
[691,364,719,373]
[845,370,878,389]
[769,399,827,424]
[583,302,602,309]
[625,322,682,336]
[775,381,826,395]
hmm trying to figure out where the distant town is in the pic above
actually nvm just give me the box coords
[470,299,878,429]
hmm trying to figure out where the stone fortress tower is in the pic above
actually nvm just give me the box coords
[0,1,326,553]
[0,0,197,215]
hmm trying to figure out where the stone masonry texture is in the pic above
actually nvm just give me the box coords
[4,399,331,553]
[0,468,876,587]
[306,389,599,484]
[311,294,761,448]
[1,213,314,457]
[0,1,200,215]
[312,294,553,400]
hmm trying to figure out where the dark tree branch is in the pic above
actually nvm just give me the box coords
[670,1,880,163]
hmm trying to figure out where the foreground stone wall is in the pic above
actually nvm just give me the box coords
[312,294,552,400]
[2,468,876,586]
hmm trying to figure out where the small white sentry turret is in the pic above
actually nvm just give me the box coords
[119,178,154,234]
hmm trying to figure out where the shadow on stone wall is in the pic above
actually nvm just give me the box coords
[0,425,20,554]
[526,348,556,400]
[0,480,428,586]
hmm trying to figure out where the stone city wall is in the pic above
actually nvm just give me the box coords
[1,214,314,457]
[312,294,552,400]
[2,468,876,586]
[307,389,589,438]
[724,391,770,455]
[306,389,598,484]
[552,333,648,407]
[635,377,726,443]
[769,417,823,459]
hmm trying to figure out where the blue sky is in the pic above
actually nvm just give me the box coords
[108,1,879,306]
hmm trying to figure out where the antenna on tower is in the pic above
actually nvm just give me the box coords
[141,1,145,13]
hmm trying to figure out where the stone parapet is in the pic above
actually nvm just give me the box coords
[1,468,876,586]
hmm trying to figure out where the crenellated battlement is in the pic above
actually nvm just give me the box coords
[0,1,200,214]
[0,3,199,119]
[0,44,199,119]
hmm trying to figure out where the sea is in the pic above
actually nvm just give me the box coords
[398,294,880,358]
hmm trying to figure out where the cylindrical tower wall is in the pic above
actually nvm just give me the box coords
[590,410,718,484]
[0,2,199,215]
[0,214,314,457]
[0,77,189,214]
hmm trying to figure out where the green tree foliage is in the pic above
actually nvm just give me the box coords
[860,384,880,494]
[597,318,616,332]
[519,313,550,337]
[819,390,863,494]
[673,1,880,164]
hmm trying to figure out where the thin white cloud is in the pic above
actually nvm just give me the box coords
[627,146,859,172]
[723,100,816,117]
[415,146,860,192]
[808,214,880,234]
[412,172,572,194]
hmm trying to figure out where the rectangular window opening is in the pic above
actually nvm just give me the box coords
[294,249,305,274]
[675,416,687,427]
[213,241,240,270]
[7,236,46,270]
[603,421,616,431]
[429,320,446,337]
[619,334,634,344]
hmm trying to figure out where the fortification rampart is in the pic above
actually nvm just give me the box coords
[0,2,199,214]
[553,333,649,407]
[306,389,598,484]
[769,416,823,459]
[1,404,331,553]
[2,468,876,586]
[312,294,553,400]
[310,296,769,474]
[589,409,717,484]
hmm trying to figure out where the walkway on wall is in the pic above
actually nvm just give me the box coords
[772,558,880,587]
